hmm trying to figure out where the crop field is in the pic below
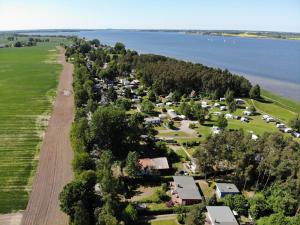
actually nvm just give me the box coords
[0,40,67,213]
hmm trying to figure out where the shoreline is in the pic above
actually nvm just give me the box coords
[237,73,300,103]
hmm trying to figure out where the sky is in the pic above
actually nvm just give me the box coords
[0,0,300,32]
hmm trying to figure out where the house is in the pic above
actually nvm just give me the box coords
[283,127,293,133]
[241,117,249,123]
[144,117,161,125]
[166,102,173,106]
[266,117,275,122]
[172,176,202,205]
[156,103,164,108]
[251,134,258,141]
[167,109,180,120]
[292,132,300,138]
[220,106,227,111]
[216,183,240,198]
[206,206,239,225]
[243,110,253,116]
[276,123,286,128]
[214,103,220,107]
[235,98,245,105]
[225,113,234,119]
[179,115,186,120]
[139,157,170,175]
[158,114,168,120]
[262,115,269,120]
[190,90,196,98]
[220,97,226,102]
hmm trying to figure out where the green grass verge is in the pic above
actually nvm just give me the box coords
[150,220,178,225]
[0,39,68,213]
[261,89,300,113]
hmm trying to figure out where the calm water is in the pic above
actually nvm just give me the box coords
[22,30,300,101]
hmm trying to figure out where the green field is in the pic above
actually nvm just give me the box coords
[0,40,67,213]
[150,220,178,225]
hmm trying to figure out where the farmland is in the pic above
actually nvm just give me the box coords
[0,39,67,213]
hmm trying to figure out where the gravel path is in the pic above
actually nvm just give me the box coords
[20,47,74,225]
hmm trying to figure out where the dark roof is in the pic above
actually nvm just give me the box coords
[207,206,239,225]
[173,176,202,200]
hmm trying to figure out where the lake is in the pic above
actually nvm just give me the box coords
[21,30,300,101]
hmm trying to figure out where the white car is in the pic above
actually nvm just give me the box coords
[266,117,275,122]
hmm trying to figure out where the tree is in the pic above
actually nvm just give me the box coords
[90,106,128,157]
[257,213,292,225]
[107,86,117,102]
[185,203,206,225]
[225,90,236,113]
[97,210,119,225]
[73,201,91,225]
[125,151,141,177]
[222,194,248,215]
[115,98,132,111]
[123,203,138,224]
[114,42,126,54]
[248,193,271,220]
[175,205,187,224]
[266,183,297,216]
[59,179,96,224]
[289,114,300,132]
[250,84,261,99]
[141,99,155,114]
[148,90,156,102]
[172,90,181,102]
[193,104,207,125]
[14,41,22,47]
[216,114,228,129]
[178,101,192,118]
[72,151,95,173]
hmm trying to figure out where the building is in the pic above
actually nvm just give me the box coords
[167,109,180,120]
[216,183,240,198]
[144,117,161,125]
[172,176,202,205]
[158,114,168,120]
[243,110,253,116]
[220,106,227,111]
[206,206,239,225]
[139,157,169,175]
[235,98,245,105]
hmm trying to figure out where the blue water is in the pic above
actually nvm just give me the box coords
[21,30,300,101]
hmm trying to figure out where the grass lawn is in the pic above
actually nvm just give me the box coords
[248,99,296,123]
[150,220,178,225]
[0,40,68,213]
[261,89,300,113]
[198,180,215,200]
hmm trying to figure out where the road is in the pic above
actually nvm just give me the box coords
[21,47,74,225]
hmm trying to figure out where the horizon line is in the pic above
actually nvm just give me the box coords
[1,28,300,34]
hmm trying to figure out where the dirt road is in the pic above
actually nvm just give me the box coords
[21,48,74,225]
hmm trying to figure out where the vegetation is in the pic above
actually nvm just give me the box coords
[0,39,69,213]
[61,38,300,225]
[132,55,252,98]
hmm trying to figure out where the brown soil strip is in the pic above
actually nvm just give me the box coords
[21,47,74,225]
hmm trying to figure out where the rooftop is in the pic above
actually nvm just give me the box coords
[173,176,202,200]
[216,183,240,193]
[206,206,239,225]
[139,157,169,170]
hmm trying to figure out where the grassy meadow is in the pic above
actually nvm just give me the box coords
[0,38,68,213]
